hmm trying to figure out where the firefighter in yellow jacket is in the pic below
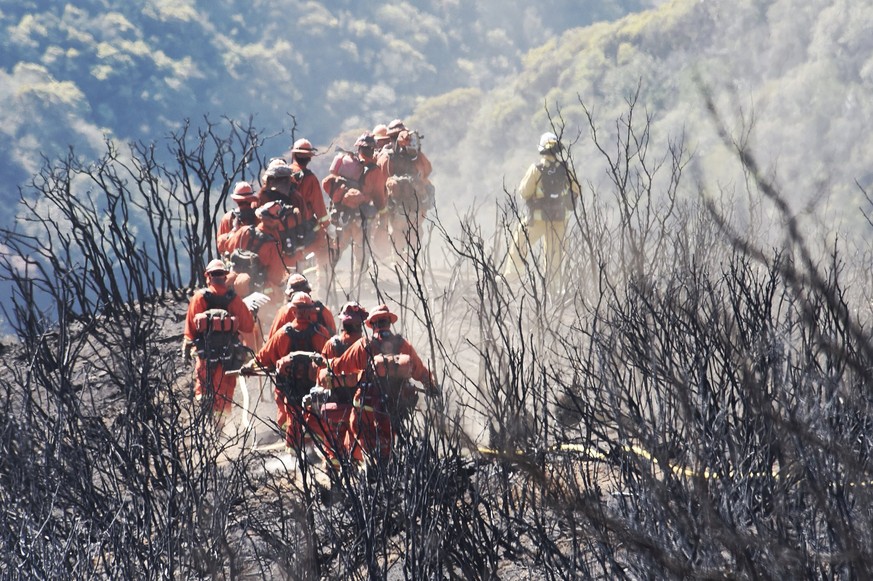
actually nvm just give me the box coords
[504,132,580,286]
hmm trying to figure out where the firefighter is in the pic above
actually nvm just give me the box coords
[330,304,438,464]
[375,120,433,255]
[312,301,369,471]
[257,158,305,208]
[223,200,293,299]
[268,272,336,338]
[322,132,387,271]
[503,131,580,287]
[182,259,255,429]
[372,123,391,153]
[288,138,332,286]
[240,292,331,454]
[217,181,258,256]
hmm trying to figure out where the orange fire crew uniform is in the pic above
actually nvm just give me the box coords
[313,328,365,469]
[290,159,330,270]
[184,281,254,421]
[330,330,435,463]
[323,137,387,266]
[252,321,330,450]
[375,134,433,254]
[269,299,336,339]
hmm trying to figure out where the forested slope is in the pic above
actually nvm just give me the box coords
[0,0,652,210]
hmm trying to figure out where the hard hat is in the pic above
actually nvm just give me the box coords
[355,132,376,149]
[284,273,312,295]
[290,138,317,156]
[372,124,389,142]
[231,181,255,202]
[264,159,293,178]
[339,301,369,324]
[387,119,406,136]
[538,132,560,153]
[204,259,228,275]
[289,291,314,309]
[366,304,398,327]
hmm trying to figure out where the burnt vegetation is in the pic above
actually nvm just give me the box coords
[2,100,873,580]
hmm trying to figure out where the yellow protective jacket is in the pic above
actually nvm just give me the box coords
[518,154,580,221]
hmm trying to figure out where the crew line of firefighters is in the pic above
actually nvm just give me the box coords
[182,119,438,474]
[182,127,579,474]
[183,263,437,473]
[212,118,433,312]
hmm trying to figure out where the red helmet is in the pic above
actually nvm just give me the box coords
[339,301,368,325]
[291,138,317,157]
[366,304,398,328]
[284,273,312,296]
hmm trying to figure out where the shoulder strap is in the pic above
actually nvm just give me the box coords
[331,335,348,357]
[284,323,318,350]
[202,288,237,311]
[313,300,329,327]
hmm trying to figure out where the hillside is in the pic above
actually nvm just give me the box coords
[5,1,873,577]
[0,0,653,212]
[417,0,873,240]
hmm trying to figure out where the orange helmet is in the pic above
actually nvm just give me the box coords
[284,273,312,296]
[366,304,398,327]
[290,138,317,157]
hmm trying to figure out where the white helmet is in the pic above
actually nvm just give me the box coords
[538,132,560,153]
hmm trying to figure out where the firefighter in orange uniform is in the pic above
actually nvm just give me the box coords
[183,259,255,428]
[310,302,369,471]
[268,273,336,339]
[241,292,331,453]
[224,200,293,299]
[329,304,438,464]
[288,138,332,285]
[217,181,258,256]
[375,119,434,254]
[322,132,387,270]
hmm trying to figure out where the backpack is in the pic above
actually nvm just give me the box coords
[531,160,572,220]
[364,333,419,418]
[192,307,244,365]
[228,227,271,289]
[231,207,257,231]
[275,324,321,402]
[328,153,374,210]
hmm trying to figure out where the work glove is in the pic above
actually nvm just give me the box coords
[181,339,195,366]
